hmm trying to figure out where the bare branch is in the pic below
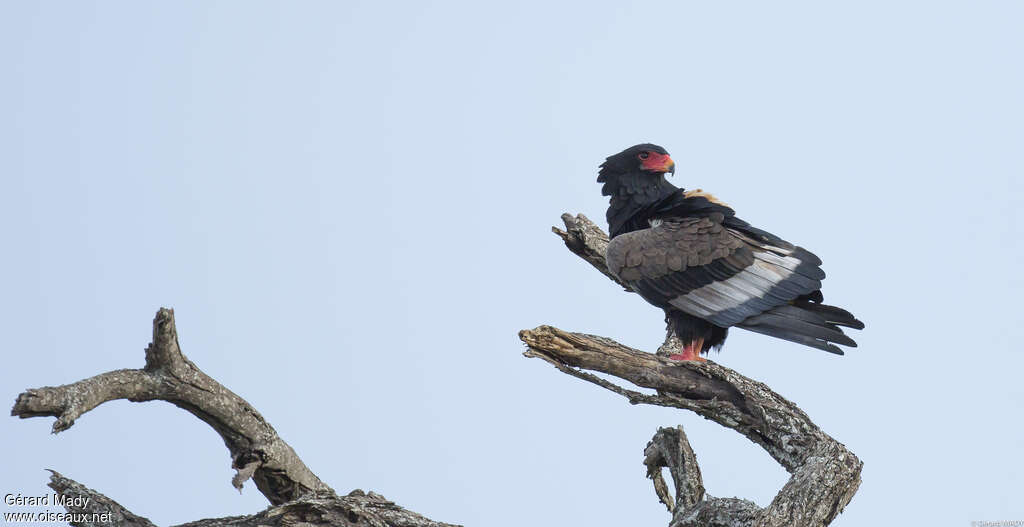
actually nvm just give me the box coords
[521,326,861,527]
[644,426,705,513]
[46,470,157,527]
[13,308,460,526]
[521,326,819,470]
[553,213,630,290]
[44,471,458,527]
[12,308,329,505]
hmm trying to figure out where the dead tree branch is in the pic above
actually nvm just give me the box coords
[12,308,459,527]
[46,470,157,527]
[522,213,862,527]
[644,426,704,513]
[43,470,453,527]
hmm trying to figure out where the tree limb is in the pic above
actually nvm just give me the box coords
[552,212,630,290]
[46,470,157,527]
[12,308,328,504]
[43,471,457,527]
[12,308,459,527]
[644,426,704,513]
[520,213,863,527]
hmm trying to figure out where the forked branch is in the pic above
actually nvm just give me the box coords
[12,308,329,505]
[12,308,458,527]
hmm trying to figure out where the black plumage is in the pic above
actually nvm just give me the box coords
[598,144,863,359]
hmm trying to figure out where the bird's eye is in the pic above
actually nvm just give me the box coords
[638,152,650,160]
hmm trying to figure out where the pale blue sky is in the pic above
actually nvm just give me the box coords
[2,2,1021,526]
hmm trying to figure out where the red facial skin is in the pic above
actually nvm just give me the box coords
[640,152,675,174]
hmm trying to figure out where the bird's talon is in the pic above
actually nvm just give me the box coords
[668,348,706,362]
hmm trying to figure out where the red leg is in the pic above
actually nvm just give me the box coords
[669,338,707,362]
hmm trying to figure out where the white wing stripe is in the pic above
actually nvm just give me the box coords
[753,250,803,272]
[668,256,797,323]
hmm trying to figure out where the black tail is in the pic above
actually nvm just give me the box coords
[738,302,864,355]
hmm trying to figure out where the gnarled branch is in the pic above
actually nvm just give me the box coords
[13,308,459,527]
[46,470,156,527]
[12,308,328,505]
[644,426,704,513]
[44,470,455,527]
[520,213,862,527]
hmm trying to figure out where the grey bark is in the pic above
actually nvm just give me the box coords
[42,470,454,527]
[521,213,863,527]
[12,308,459,527]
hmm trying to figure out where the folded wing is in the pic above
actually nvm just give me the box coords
[605,210,863,354]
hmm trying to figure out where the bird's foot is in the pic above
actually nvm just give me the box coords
[668,339,707,362]
[668,351,707,361]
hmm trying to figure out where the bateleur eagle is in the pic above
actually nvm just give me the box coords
[598,143,863,361]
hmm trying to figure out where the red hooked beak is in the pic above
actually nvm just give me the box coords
[642,153,675,175]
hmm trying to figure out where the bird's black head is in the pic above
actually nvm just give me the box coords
[597,143,676,197]
[597,143,679,238]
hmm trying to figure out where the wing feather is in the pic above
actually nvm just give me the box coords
[605,204,860,352]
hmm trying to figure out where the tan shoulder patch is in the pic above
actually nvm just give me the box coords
[683,188,730,207]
